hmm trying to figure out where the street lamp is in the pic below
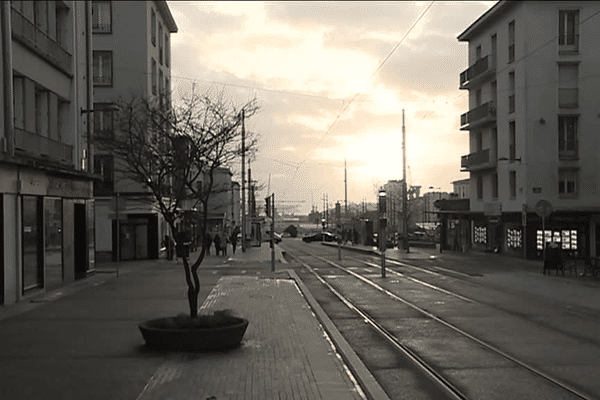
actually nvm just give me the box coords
[429,186,442,253]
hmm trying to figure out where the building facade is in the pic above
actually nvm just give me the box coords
[1,1,96,304]
[92,1,177,262]
[458,1,600,259]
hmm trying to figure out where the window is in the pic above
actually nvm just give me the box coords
[558,63,578,108]
[34,1,48,34]
[165,33,170,67]
[476,175,483,199]
[476,88,482,106]
[558,169,578,196]
[151,58,157,94]
[151,8,156,46]
[492,173,498,199]
[35,88,49,138]
[13,76,25,130]
[558,116,577,158]
[158,22,163,64]
[509,121,516,160]
[537,229,578,251]
[559,10,579,48]
[92,1,111,33]
[93,155,114,196]
[508,71,515,113]
[507,228,522,249]
[158,69,164,103]
[509,171,516,198]
[508,20,515,63]
[93,51,112,86]
[476,45,482,60]
[93,104,114,137]
[474,226,487,244]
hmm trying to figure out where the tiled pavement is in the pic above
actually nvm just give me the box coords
[0,245,386,400]
[136,274,365,400]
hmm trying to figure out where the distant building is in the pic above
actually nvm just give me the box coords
[92,1,177,262]
[452,178,470,199]
[0,1,95,304]
[458,0,600,259]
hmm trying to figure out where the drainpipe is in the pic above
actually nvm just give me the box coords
[2,1,14,156]
[85,1,92,172]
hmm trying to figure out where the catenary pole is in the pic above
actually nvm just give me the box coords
[403,109,409,253]
[241,110,246,252]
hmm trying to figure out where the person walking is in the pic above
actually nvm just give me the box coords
[213,232,222,256]
[230,225,240,254]
[204,232,212,255]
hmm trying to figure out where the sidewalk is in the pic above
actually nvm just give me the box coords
[0,245,382,400]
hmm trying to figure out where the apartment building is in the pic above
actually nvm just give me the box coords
[92,1,177,262]
[458,1,600,259]
[0,1,95,304]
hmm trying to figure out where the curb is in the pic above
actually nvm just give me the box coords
[288,269,391,400]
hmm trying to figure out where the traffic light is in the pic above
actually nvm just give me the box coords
[378,190,387,214]
[265,196,271,217]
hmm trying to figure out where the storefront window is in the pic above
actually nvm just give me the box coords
[88,201,95,271]
[23,196,42,291]
[474,226,487,244]
[507,228,522,249]
[537,229,578,250]
[44,198,63,290]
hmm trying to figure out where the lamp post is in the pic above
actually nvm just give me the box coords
[378,189,387,278]
[429,186,442,253]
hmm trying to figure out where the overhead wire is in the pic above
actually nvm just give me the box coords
[292,1,436,181]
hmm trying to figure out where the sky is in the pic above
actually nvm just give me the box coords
[167,1,496,215]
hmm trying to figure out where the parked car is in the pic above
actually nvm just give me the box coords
[302,232,338,243]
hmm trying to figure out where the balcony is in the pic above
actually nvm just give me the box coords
[558,88,578,109]
[14,127,73,165]
[461,149,496,171]
[460,101,496,131]
[559,34,579,54]
[93,75,112,86]
[92,22,111,34]
[11,7,72,76]
[559,139,578,160]
[459,54,496,89]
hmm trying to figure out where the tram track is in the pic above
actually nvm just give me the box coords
[350,254,600,345]
[284,243,598,400]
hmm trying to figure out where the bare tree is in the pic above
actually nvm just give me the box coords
[94,89,259,318]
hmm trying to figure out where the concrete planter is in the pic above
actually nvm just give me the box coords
[139,316,249,351]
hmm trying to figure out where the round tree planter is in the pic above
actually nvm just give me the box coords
[139,316,249,351]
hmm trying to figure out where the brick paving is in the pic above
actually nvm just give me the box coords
[136,274,365,400]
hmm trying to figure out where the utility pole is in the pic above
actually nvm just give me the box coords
[402,109,409,253]
[271,193,275,272]
[241,109,246,252]
[344,159,348,217]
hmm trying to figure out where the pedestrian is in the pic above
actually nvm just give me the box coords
[221,233,229,256]
[213,232,221,256]
[230,225,240,254]
[204,232,212,255]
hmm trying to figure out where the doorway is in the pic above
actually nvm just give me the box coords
[74,203,87,279]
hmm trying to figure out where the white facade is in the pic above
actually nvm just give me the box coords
[1,1,95,304]
[458,1,600,258]
[92,1,177,261]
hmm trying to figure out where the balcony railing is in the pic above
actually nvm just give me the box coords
[459,54,495,88]
[461,149,490,170]
[559,139,578,160]
[559,34,579,54]
[93,75,112,86]
[558,88,578,108]
[11,7,72,75]
[92,22,111,33]
[14,127,73,165]
[460,101,496,130]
